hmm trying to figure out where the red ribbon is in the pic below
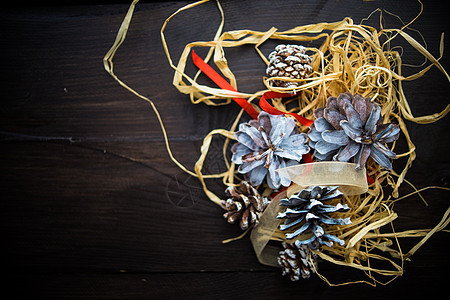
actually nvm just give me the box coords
[191,50,260,120]
[259,91,314,127]
[191,50,314,127]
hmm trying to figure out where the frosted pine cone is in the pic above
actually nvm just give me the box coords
[221,181,269,230]
[308,92,400,169]
[278,242,318,281]
[231,111,310,189]
[277,186,351,249]
[266,44,313,88]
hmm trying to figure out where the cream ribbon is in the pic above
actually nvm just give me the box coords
[278,161,368,196]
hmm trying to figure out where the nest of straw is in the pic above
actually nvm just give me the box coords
[105,0,450,286]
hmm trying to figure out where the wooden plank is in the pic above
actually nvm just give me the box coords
[0,2,239,140]
[10,254,450,299]
[1,140,266,273]
[1,1,449,298]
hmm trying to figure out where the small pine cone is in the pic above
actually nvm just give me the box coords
[266,44,313,88]
[221,181,269,230]
[278,242,318,281]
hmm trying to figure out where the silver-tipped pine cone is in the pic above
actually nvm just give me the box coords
[277,186,351,249]
[221,181,269,230]
[308,92,400,170]
[278,242,318,281]
[266,44,313,88]
[231,111,310,189]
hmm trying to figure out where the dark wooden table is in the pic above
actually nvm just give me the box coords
[2,1,449,298]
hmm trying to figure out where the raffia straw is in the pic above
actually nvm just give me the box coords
[103,0,199,179]
[105,0,449,285]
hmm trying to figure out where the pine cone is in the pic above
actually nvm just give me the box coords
[308,92,401,169]
[221,181,269,230]
[277,186,351,249]
[266,44,313,88]
[277,242,318,281]
[231,111,310,189]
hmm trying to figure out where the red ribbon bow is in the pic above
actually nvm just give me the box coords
[191,50,313,125]
[191,50,313,163]
[191,50,260,120]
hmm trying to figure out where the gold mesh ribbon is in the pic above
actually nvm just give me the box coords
[250,162,367,267]
[250,191,284,267]
[278,162,368,196]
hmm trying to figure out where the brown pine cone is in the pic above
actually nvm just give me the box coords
[221,181,269,230]
[266,44,313,88]
[277,242,318,281]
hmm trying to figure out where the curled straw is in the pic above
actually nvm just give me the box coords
[104,0,449,285]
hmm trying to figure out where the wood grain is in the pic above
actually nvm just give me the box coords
[1,1,449,298]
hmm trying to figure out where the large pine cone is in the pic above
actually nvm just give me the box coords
[231,111,310,190]
[266,44,313,88]
[308,92,400,169]
[278,242,318,281]
[277,186,351,249]
[221,181,269,230]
